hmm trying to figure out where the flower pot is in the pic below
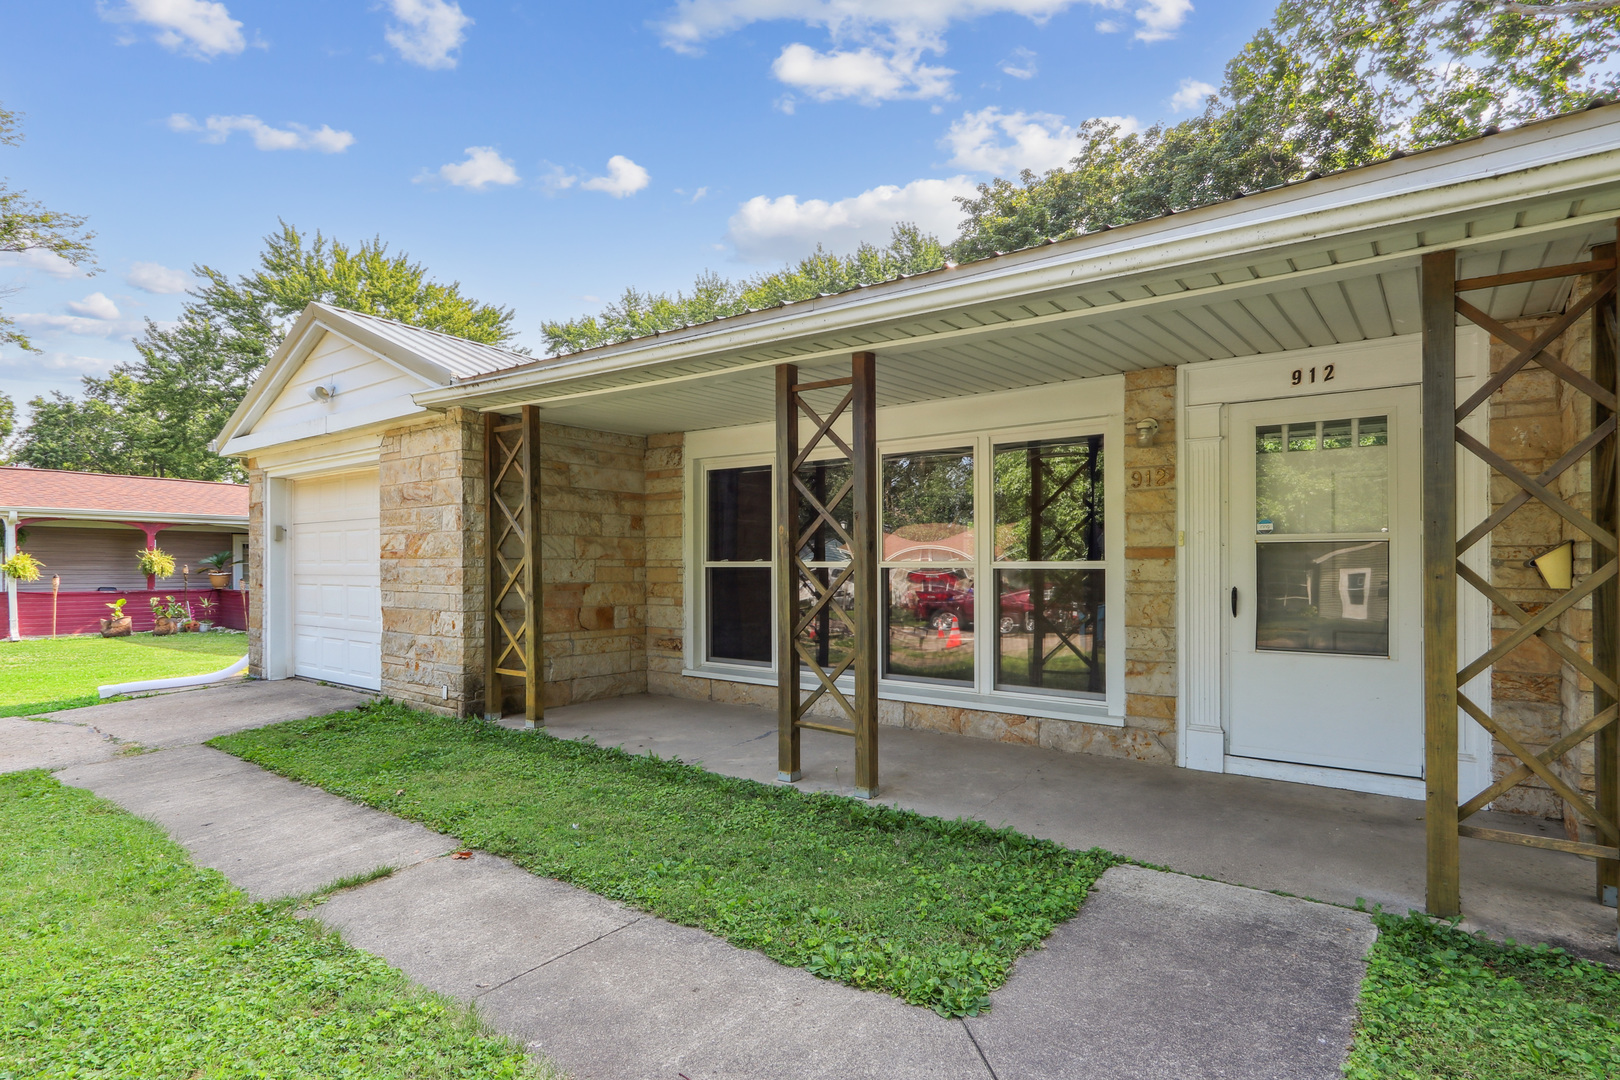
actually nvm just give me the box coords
[184,621,201,633]
[100,616,133,638]
[152,616,175,636]
[208,572,230,589]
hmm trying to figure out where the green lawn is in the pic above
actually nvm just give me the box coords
[0,769,549,1080]
[214,701,1118,1017]
[0,632,247,717]
[1347,911,1620,1078]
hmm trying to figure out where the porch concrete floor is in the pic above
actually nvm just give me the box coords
[541,693,1620,962]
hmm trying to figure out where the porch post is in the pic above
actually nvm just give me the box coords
[851,351,879,799]
[775,364,802,782]
[1421,249,1461,918]
[4,511,17,642]
[1594,240,1620,906]
[523,404,544,728]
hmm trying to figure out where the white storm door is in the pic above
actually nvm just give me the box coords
[1225,387,1423,777]
[292,470,381,691]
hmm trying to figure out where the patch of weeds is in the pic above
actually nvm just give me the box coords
[1347,910,1620,1079]
[214,701,1120,1017]
[0,770,552,1079]
[295,864,399,909]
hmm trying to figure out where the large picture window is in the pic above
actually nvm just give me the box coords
[882,447,975,685]
[696,423,1112,711]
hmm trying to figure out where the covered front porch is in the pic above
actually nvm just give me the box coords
[537,692,1615,959]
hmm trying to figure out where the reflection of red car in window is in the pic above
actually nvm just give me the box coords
[907,570,1085,634]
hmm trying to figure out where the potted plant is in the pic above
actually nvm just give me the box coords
[137,547,175,590]
[180,600,201,633]
[199,550,235,589]
[149,594,180,636]
[101,597,133,637]
[194,595,216,632]
[1,550,43,587]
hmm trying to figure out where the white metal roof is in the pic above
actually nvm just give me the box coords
[323,305,530,379]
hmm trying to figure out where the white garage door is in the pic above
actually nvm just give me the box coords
[292,470,381,690]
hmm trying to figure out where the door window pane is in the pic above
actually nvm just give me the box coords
[994,569,1105,696]
[1255,541,1389,656]
[796,458,852,563]
[883,447,975,561]
[994,436,1104,561]
[707,567,771,664]
[708,466,771,562]
[1255,416,1388,535]
[884,568,974,683]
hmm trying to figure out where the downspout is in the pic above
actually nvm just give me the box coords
[4,511,18,642]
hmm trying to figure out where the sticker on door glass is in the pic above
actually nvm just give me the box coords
[1256,519,1274,534]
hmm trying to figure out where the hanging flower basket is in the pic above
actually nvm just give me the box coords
[1,551,44,584]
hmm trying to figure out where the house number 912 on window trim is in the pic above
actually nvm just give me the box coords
[1291,364,1335,387]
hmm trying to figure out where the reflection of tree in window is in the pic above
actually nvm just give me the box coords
[993,436,1105,697]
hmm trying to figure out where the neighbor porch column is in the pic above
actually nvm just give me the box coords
[4,510,18,642]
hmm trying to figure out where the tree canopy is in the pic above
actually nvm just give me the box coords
[1,103,96,352]
[11,223,521,481]
[951,0,1620,261]
[542,224,945,354]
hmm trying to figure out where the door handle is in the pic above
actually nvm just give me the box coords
[1230,587,1238,617]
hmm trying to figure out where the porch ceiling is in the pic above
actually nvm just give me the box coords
[434,108,1620,436]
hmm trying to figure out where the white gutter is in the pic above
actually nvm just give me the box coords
[99,654,249,699]
[4,511,17,642]
[3,508,249,528]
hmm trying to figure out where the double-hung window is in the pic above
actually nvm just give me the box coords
[882,446,976,685]
[705,464,771,665]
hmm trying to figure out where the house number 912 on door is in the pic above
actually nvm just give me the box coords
[1290,363,1335,387]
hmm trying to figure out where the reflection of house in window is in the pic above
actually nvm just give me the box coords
[1255,540,1390,656]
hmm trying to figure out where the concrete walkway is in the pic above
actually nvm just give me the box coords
[8,681,1380,1079]
[544,694,1620,962]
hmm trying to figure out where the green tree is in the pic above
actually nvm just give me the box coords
[951,1,1620,262]
[543,224,945,353]
[1,103,97,351]
[0,391,13,446]
[12,223,519,481]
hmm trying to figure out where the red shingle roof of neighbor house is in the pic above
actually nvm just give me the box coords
[0,467,249,519]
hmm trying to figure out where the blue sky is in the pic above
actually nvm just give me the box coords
[0,0,1278,414]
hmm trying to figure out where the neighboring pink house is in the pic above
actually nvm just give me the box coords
[1,467,250,639]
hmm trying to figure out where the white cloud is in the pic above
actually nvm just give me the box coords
[1000,46,1037,79]
[944,106,1078,176]
[691,186,709,203]
[168,113,355,152]
[422,146,520,190]
[772,42,954,103]
[66,292,121,320]
[11,313,142,338]
[0,351,119,378]
[0,250,85,279]
[726,175,977,263]
[581,156,652,198]
[1170,76,1216,112]
[1134,0,1192,42]
[100,0,246,59]
[383,0,472,70]
[126,261,192,294]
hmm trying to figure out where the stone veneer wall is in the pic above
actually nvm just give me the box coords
[538,421,649,708]
[1486,298,1599,820]
[378,409,485,716]
[645,367,1182,762]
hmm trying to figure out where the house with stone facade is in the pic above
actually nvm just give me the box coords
[216,103,1620,889]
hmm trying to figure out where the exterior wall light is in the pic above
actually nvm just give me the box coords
[1526,539,1575,590]
[1135,417,1161,447]
[308,384,335,402]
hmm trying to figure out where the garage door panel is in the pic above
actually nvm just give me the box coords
[292,470,381,691]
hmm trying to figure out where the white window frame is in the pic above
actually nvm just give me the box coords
[683,378,1126,725]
